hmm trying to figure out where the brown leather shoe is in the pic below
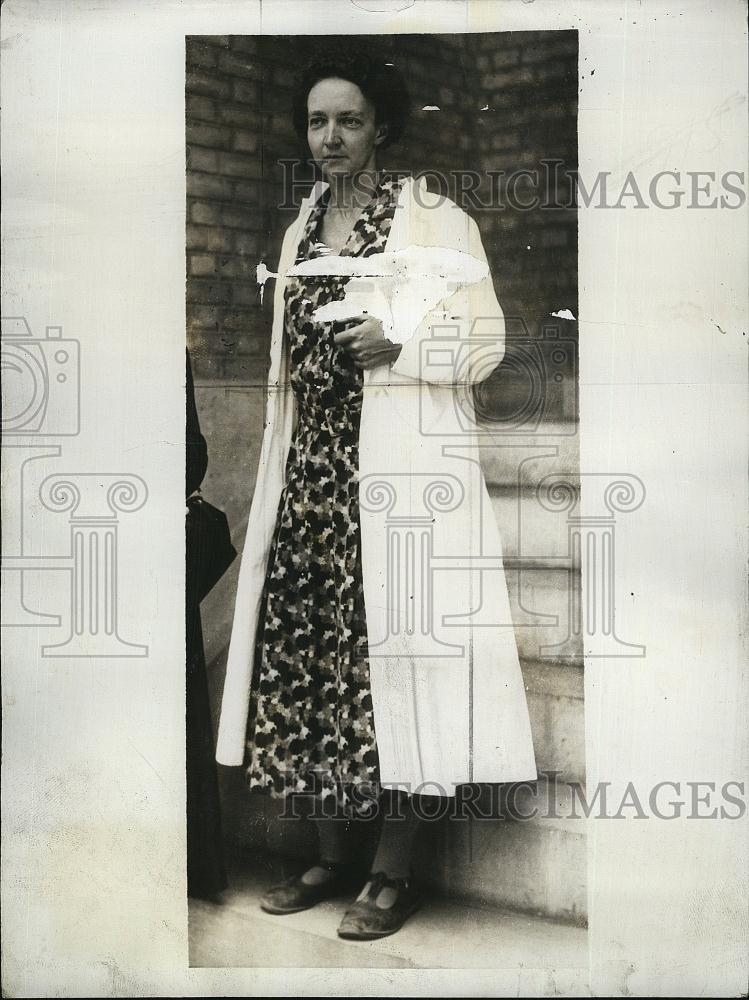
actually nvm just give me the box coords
[259,863,357,915]
[336,872,422,940]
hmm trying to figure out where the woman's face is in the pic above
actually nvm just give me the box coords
[306,77,387,181]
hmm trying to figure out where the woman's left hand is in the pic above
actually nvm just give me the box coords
[333,315,402,370]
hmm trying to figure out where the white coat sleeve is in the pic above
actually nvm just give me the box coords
[388,213,505,387]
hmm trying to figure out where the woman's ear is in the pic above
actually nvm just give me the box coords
[374,122,389,147]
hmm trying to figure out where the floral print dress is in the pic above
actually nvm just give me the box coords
[245,174,405,811]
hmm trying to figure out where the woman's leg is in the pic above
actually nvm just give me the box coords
[336,790,423,939]
[369,790,422,879]
[300,816,355,884]
[259,813,357,913]
[300,790,424,890]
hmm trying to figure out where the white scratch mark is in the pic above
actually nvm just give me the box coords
[256,262,277,305]
[288,245,489,345]
[551,308,577,321]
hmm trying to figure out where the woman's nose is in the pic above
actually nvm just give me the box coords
[324,123,341,147]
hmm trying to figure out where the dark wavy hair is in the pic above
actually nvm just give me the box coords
[291,48,410,150]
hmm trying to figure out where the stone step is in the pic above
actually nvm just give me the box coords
[479,420,579,490]
[505,563,582,666]
[522,659,584,784]
[414,780,587,923]
[489,484,580,566]
[219,778,587,926]
[189,849,588,983]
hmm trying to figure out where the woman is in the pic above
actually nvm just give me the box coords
[216,50,537,940]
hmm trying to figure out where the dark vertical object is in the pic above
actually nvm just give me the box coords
[186,350,227,898]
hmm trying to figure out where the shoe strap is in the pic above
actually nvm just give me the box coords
[365,870,410,896]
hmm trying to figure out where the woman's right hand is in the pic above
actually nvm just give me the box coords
[334,315,402,369]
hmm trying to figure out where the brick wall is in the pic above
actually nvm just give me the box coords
[186,35,265,383]
[474,31,578,314]
[186,31,578,403]
[471,31,578,424]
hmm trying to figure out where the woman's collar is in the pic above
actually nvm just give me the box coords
[306,178,329,205]
[303,172,421,207]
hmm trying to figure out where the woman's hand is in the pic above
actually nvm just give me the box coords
[333,315,402,370]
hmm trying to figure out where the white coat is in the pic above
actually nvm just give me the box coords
[216,175,537,793]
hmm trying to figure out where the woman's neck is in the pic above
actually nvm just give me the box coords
[326,167,380,212]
